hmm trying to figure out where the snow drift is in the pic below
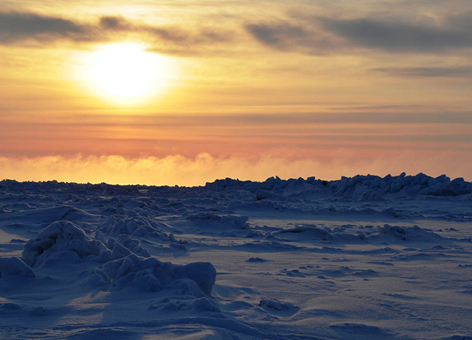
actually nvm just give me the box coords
[91,254,216,296]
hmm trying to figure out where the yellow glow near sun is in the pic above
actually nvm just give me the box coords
[85,42,173,105]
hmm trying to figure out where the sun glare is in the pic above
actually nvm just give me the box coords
[85,42,173,105]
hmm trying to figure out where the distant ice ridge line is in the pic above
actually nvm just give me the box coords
[206,172,472,198]
[1,172,470,198]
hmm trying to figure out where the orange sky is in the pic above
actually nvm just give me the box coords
[1,0,472,185]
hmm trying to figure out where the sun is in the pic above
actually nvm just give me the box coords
[85,42,173,105]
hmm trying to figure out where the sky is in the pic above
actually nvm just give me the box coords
[1,0,472,186]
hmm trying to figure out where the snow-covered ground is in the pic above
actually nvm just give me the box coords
[1,173,472,339]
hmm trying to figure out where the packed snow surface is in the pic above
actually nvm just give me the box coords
[0,173,472,339]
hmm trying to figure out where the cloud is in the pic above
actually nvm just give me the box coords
[445,9,472,32]
[0,11,87,44]
[246,22,309,49]
[0,152,470,186]
[245,10,472,55]
[97,15,232,46]
[244,20,340,55]
[322,17,472,53]
[99,16,130,31]
[0,12,233,54]
[373,66,472,78]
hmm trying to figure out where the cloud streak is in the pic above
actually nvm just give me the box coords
[373,66,472,78]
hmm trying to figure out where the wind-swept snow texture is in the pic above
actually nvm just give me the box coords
[1,173,472,339]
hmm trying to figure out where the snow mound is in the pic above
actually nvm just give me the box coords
[273,224,445,244]
[91,254,216,296]
[67,329,136,340]
[99,216,175,241]
[96,235,151,262]
[0,205,97,224]
[0,301,22,311]
[149,296,221,313]
[0,257,35,278]
[244,241,302,251]
[246,257,268,263]
[277,226,333,241]
[371,224,443,243]
[187,213,248,229]
[22,221,106,267]
[277,225,369,243]
[260,299,297,312]
[330,323,395,338]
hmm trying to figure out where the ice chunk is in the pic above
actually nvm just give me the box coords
[22,221,106,267]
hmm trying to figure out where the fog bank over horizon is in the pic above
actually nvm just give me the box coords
[1,152,470,187]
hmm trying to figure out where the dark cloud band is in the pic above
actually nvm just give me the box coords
[0,11,232,54]
[0,11,85,43]
[245,11,472,55]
